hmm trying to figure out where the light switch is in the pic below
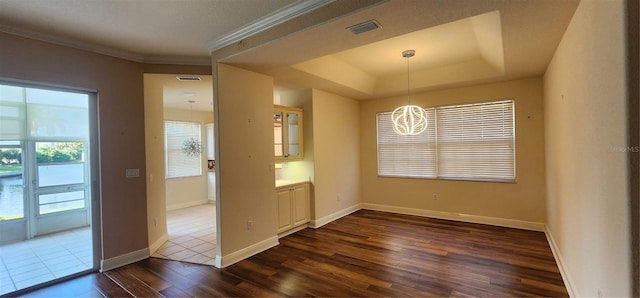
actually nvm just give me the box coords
[125,168,140,178]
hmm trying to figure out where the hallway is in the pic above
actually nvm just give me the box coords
[151,204,216,266]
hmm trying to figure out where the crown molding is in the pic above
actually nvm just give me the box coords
[0,24,146,62]
[207,0,335,53]
[0,24,213,66]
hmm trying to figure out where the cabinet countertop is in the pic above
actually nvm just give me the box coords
[276,179,309,188]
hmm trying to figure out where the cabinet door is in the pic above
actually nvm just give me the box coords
[286,111,301,159]
[292,185,309,226]
[276,188,293,233]
[274,111,284,158]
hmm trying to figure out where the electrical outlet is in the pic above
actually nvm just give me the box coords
[247,220,253,230]
[154,218,158,227]
[337,194,341,201]
[125,168,139,178]
[433,193,439,200]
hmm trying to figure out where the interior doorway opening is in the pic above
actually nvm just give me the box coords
[144,74,217,266]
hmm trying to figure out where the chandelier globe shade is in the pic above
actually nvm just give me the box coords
[391,49,427,136]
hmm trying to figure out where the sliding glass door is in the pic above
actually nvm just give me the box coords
[0,82,99,294]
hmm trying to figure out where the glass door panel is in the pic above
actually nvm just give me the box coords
[0,142,26,244]
[0,82,98,295]
[33,141,89,236]
[0,143,24,221]
[274,111,284,157]
[287,112,299,156]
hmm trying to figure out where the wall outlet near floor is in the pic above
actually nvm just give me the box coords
[247,220,253,230]
[433,193,439,200]
[336,194,341,202]
[154,218,158,227]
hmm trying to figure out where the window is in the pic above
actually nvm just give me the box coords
[377,99,515,182]
[165,120,202,178]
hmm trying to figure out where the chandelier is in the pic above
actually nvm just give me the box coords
[391,50,428,135]
[182,100,201,157]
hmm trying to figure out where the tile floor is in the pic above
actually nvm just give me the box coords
[151,203,217,266]
[0,227,93,295]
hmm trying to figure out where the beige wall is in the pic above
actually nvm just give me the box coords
[543,0,630,296]
[0,32,148,259]
[144,74,168,251]
[215,63,278,257]
[0,31,211,262]
[163,108,213,210]
[312,89,361,220]
[360,78,546,223]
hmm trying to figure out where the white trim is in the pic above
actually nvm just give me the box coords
[309,203,361,229]
[214,236,279,268]
[545,225,578,297]
[166,199,209,211]
[278,224,308,238]
[360,203,545,231]
[100,248,150,272]
[207,0,335,52]
[148,232,168,255]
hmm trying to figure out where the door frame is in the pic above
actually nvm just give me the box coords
[0,80,102,271]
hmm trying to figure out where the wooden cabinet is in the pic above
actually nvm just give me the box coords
[276,182,310,233]
[274,105,303,162]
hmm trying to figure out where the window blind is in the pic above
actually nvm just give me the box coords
[436,100,515,181]
[0,84,89,142]
[165,120,202,178]
[377,108,436,178]
[376,99,515,182]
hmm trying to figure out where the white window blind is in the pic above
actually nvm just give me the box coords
[165,120,202,178]
[437,100,515,181]
[0,84,89,142]
[377,99,515,182]
[377,109,436,178]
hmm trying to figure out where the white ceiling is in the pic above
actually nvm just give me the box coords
[0,0,580,107]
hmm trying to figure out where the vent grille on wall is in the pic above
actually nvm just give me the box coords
[346,19,382,35]
[176,76,202,81]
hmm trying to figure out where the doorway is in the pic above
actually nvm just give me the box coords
[0,82,99,295]
[144,74,217,266]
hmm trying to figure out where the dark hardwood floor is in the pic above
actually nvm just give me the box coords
[20,210,567,297]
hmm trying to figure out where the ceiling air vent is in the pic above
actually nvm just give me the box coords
[176,76,202,81]
[346,19,382,35]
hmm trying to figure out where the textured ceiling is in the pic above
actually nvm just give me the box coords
[0,0,299,64]
[0,0,580,105]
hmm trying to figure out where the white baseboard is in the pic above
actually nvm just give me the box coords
[149,232,168,255]
[278,224,308,238]
[309,203,361,229]
[100,248,150,272]
[166,199,209,211]
[361,203,545,231]
[214,236,279,268]
[545,225,577,297]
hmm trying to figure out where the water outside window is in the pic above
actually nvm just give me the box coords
[0,83,98,295]
[0,143,23,221]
